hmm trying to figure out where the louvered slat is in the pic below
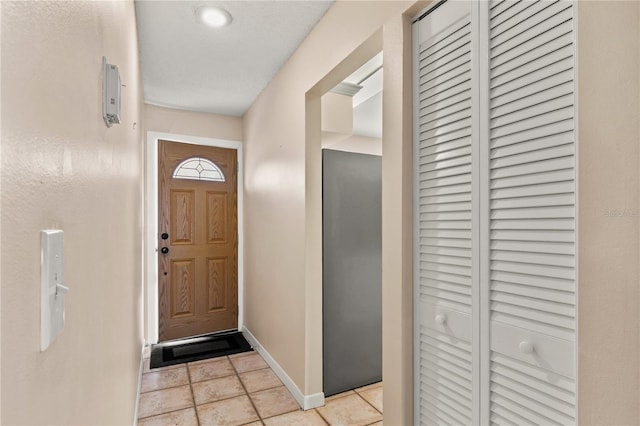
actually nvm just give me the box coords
[491,361,575,406]
[416,4,475,424]
[490,3,573,59]
[489,0,575,332]
[490,1,567,47]
[490,350,576,424]
[422,269,472,287]
[491,280,575,305]
[491,270,574,292]
[419,326,473,425]
[491,409,532,426]
[491,193,574,210]
[418,11,473,310]
[491,239,574,255]
[490,132,573,158]
[490,41,573,83]
[491,156,574,180]
[490,1,538,30]
[421,201,471,213]
[488,1,576,423]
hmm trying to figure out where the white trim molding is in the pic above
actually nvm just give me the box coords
[241,326,325,410]
[145,131,244,344]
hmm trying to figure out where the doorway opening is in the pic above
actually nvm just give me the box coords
[145,132,244,345]
[321,53,384,397]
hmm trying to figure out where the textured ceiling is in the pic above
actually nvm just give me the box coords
[135,1,333,117]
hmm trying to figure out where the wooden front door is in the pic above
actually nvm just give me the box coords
[158,140,238,342]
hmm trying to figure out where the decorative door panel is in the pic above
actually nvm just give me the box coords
[206,192,228,243]
[170,259,196,318]
[207,257,227,312]
[170,190,195,245]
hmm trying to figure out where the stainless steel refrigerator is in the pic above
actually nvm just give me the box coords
[322,149,382,396]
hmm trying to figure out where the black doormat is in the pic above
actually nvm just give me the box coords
[149,331,253,369]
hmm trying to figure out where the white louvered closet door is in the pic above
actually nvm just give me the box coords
[413,2,479,425]
[487,1,576,424]
[413,1,576,425]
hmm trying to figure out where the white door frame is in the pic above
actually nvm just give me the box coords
[145,131,244,344]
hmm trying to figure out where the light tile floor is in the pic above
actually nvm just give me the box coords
[137,349,383,426]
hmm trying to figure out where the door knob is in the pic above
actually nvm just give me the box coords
[161,233,169,240]
[160,247,169,254]
[519,341,534,354]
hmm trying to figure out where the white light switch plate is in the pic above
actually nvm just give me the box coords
[41,230,67,351]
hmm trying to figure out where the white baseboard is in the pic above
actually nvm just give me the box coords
[132,343,145,425]
[241,326,325,410]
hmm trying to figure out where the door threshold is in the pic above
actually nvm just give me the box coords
[150,330,252,369]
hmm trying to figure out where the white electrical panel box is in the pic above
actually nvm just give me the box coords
[102,56,121,127]
[41,230,68,351]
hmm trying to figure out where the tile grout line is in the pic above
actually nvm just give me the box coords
[353,390,384,417]
[260,404,300,423]
[153,365,275,409]
[142,357,382,425]
[139,360,272,423]
[137,369,195,422]
[139,353,259,423]
[316,385,383,426]
[232,355,300,424]
[136,369,194,421]
[239,366,288,397]
[313,408,332,426]
[139,366,192,395]
[186,363,203,426]
[139,372,240,396]
[138,406,196,422]
[228,355,265,423]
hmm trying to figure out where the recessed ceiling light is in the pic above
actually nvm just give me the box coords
[196,6,232,28]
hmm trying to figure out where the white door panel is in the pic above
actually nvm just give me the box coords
[414,1,576,424]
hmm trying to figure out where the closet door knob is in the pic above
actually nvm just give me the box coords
[518,341,534,354]
[435,314,446,325]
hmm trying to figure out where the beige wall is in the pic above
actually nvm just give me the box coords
[322,92,353,135]
[1,1,144,424]
[381,13,416,424]
[243,0,420,422]
[577,2,640,425]
[144,104,242,142]
[0,1,4,420]
[321,90,382,156]
[322,133,382,156]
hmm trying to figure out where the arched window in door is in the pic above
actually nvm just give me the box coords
[172,157,225,182]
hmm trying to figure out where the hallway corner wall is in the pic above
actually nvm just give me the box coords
[1,1,144,423]
[242,1,420,424]
[576,2,640,424]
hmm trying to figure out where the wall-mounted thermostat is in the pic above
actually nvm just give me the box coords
[102,56,121,127]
